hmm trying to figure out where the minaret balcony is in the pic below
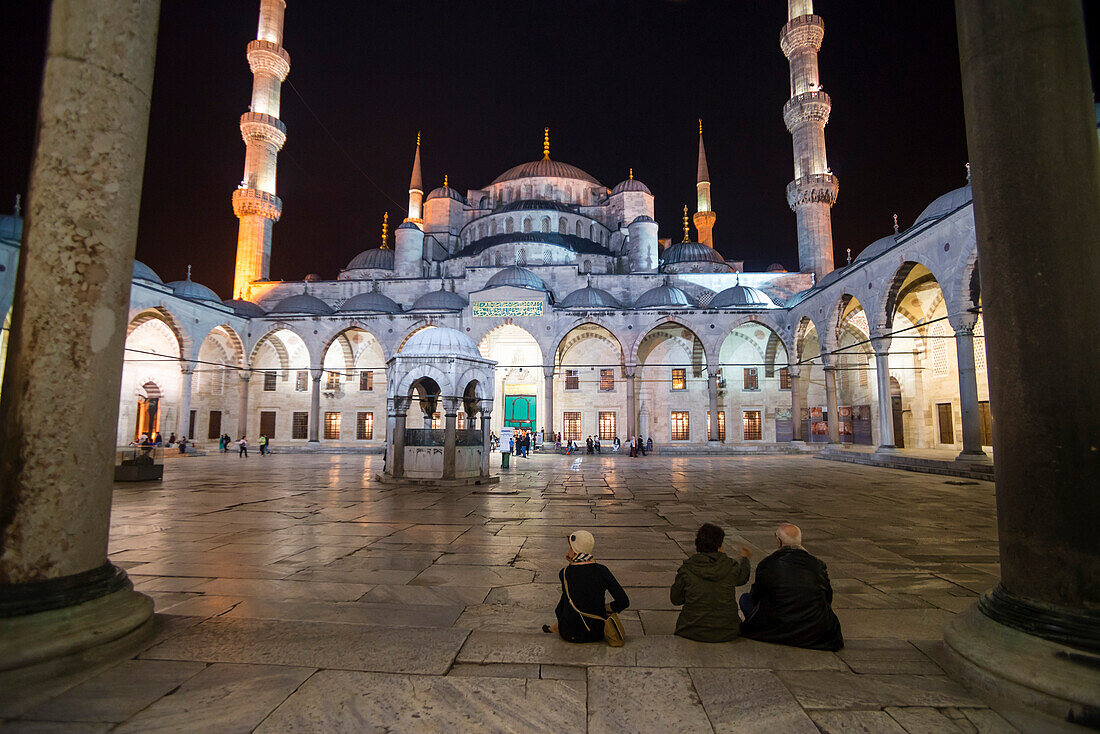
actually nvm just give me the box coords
[786,173,839,210]
[783,90,832,131]
[780,14,824,57]
[233,188,283,221]
[240,112,287,148]
[247,39,290,81]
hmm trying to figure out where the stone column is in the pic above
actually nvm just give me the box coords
[390,397,407,478]
[871,336,896,451]
[953,321,986,461]
[944,1,1100,719]
[442,398,457,480]
[542,367,554,438]
[480,411,492,477]
[624,367,636,438]
[789,366,804,442]
[308,367,321,442]
[822,356,840,444]
[707,371,720,443]
[0,0,160,670]
[237,371,251,437]
[177,364,194,439]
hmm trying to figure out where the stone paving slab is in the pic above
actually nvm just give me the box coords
[689,669,819,733]
[588,667,713,734]
[777,670,985,709]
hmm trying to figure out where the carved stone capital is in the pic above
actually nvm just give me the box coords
[240,112,287,149]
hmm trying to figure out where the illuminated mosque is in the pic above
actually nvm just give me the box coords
[0,0,993,480]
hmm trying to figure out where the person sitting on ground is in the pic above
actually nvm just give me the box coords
[543,530,630,643]
[739,523,843,651]
[670,523,751,642]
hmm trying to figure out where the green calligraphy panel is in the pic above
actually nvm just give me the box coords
[472,300,544,318]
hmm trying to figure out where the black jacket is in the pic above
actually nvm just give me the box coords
[670,552,750,642]
[740,547,843,651]
[555,563,629,643]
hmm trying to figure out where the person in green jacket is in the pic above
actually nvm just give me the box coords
[669,523,752,642]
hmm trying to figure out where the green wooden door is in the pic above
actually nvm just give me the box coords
[504,395,536,430]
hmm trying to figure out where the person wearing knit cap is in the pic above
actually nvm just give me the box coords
[542,530,630,642]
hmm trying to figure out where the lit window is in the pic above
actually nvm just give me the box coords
[707,411,726,441]
[263,371,277,391]
[565,369,580,391]
[598,412,616,441]
[743,368,759,391]
[292,412,308,439]
[457,412,466,430]
[324,412,341,439]
[671,411,690,441]
[563,412,581,442]
[779,367,791,390]
[326,371,340,390]
[671,368,687,391]
[359,370,373,391]
[599,369,615,391]
[431,412,442,430]
[356,412,373,440]
[743,410,762,441]
[295,371,308,392]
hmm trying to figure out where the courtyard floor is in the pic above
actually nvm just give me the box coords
[0,453,1061,732]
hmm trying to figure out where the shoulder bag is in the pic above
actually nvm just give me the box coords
[563,569,626,647]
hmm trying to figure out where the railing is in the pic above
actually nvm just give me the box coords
[240,111,287,134]
[247,39,290,63]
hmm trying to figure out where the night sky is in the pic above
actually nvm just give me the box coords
[1,3,1096,299]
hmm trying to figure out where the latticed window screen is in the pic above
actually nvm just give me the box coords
[743,410,762,440]
[356,412,373,440]
[457,413,466,430]
[563,412,581,442]
[698,291,714,308]
[743,367,760,391]
[599,369,615,391]
[295,371,308,391]
[930,321,950,376]
[671,369,687,391]
[671,411,690,441]
[326,371,340,390]
[779,367,791,390]
[565,369,580,390]
[598,412,616,441]
[431,413,442,430]
[292,412,308,439]
[263,371,277,391]
[859,356,869,387]
[707,411,726,441]
[974,316,986,371]
[324,412,341,439]
[359,370,373,391]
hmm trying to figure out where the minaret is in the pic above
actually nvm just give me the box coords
[781,0,837,280]
[406,132,424,226]
[693,119,716,248]
[232,0,290,300]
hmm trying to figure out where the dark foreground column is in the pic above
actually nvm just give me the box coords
[945,0,1100,722]
[789,366,803,442]
[0,0,160,671]
[442,398,457,480]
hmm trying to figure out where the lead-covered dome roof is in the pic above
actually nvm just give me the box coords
[338,291,402,314]
[426,185,465,202]
[167,277,220,303]
[133,260,162,284]
[914,184,972,226]
[660,241,728,266]
[633,279,698,309]
[345,247,395,270]
[490,159,601,186]
[410,284,468,311]
[268,292,335,315]
[223,298,267,318]
[558,281,622,310]
[401,326,482,360]
[485,265,547,292]
[711,283,778,309]
[610,178,651,195]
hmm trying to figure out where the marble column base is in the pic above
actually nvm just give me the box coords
[875,445,900,454]
[374,473,499,487]
[955,450,991,464]
[0,584,153,672]
[942,605,1100,728]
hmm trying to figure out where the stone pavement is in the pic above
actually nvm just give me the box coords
[0,453,1069,732]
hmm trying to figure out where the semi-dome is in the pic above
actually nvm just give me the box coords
[345,248,395,270]
[484,265,547,292]
[914,184,972,226]
[633,279,698,309]
[711,283,778,309]
[133,260,162,284]
[410,284,468,311]
[490,159,601,186]
[222,298,267,318]
[338,291,402,314]
[401,326,481,361]
[660,241,728,266]
[167,277,220,303]
[610,178,652,195]
[426,185,465,202]
[558,280,622,310]
[268,292,335,315]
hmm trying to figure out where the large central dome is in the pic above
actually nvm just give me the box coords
[490,158,601,186]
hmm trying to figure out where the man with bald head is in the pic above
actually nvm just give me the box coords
[738,523,843,651]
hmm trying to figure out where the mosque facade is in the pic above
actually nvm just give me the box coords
[0,0,994,463]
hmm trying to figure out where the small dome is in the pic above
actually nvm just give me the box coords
[854,234,899,263]
[630,215,656,225]
[485,265,547,292]
[401,326,481,360]
[167,277,221,303]
[610,178,652,195]
[558,282,622,310]
[345,248,395,271]
[712,283,778,309]
[634,279,697,309]
[133,260,162,284]
[490,159,601,186]
[269,292,335,315]
[410,285,468,311]
[660,241,728,266]
[914,184,972,226]
[396,220,420,230]
[338,291,402,314]
[426,185,465,202]
[223,298,267,318]
[303,273,323,282]
[0,214,23,243]
[766,262,787,273]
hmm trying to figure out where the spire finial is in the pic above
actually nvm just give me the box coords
[543,127,550,160]
[846,247,852,265]
[893,213,899,234]
[186,264,192,281]
[682,205,690,243]
[629,168,634,180]
[381,212,389,250]
[443,174,448,188]
[416,130,421,147]
[586,275,592,288]
[13,194,21,216]
[699,118,703,136]
[965,162,971,182]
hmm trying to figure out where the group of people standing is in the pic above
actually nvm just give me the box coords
[217,434,270,457]
[543,522,843,651]
[628,436,652,457]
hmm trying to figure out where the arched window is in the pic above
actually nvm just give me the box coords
[543,246,553,264]
[523,217,532,233]
[519,248,527,265]
[575,220,583,237]
[558,217,567,234]
[589,223,597,240]
[582,260,592,274]
[541,216,550,233]
[491,220,498,236]
[505,218,513,234]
